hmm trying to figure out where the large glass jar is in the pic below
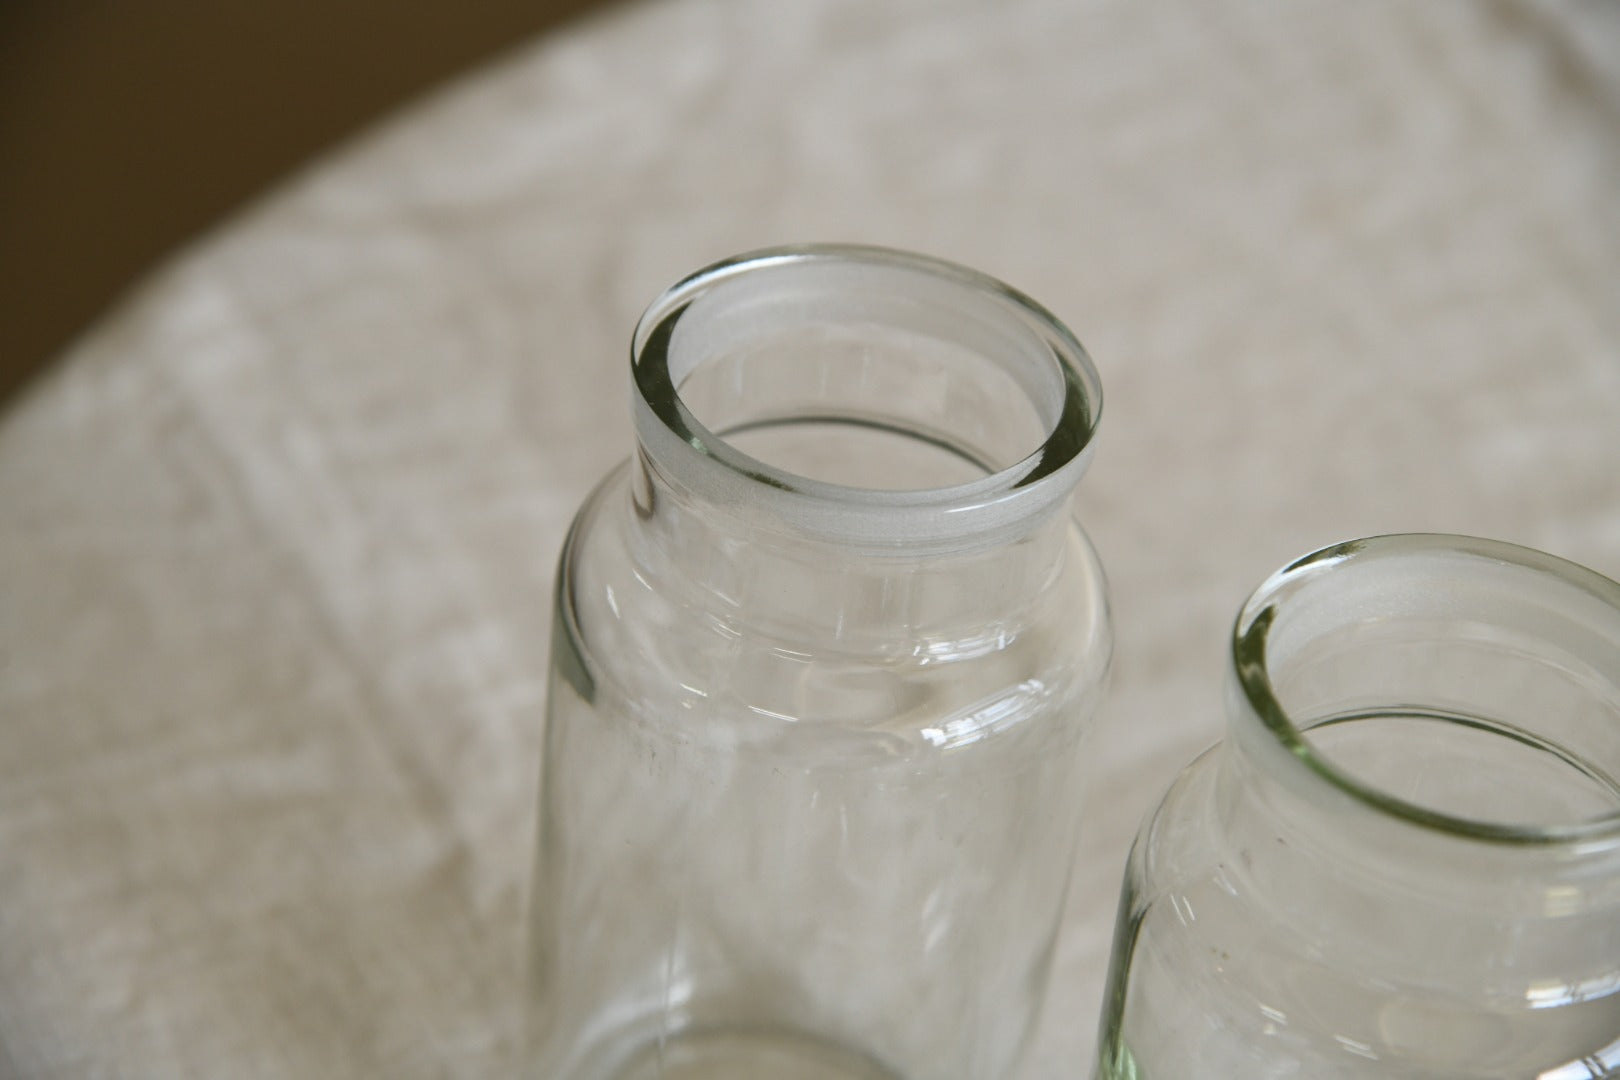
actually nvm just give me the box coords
[1097,534,1620,1079]
[528,246,1111,1079]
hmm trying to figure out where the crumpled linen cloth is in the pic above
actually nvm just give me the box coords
[2,1,1618,1076]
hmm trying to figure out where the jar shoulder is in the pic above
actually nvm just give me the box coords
[1128,746,1228,894]
[555,468,1111,745]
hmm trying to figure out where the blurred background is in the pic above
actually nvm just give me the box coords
[0,0,609,402]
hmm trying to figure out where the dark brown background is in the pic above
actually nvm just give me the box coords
[0,0,609,403]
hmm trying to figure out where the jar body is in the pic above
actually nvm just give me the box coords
[1096,537,1620,1079]
[534,469,1108,1079]
[526,247,1111,1080]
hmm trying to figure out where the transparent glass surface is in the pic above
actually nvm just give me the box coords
[527,247,1112,1079]
[1097,535,1620,1080]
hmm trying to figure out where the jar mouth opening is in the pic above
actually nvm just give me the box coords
[630,245,1101,550]
[1233,534,1620,846]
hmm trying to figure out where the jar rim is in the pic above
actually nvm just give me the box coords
[1233,533,1620,846]
[629,244,1102,551]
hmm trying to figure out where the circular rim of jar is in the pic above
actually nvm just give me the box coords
[629,244,1102,552]
[1233,532,1620,846]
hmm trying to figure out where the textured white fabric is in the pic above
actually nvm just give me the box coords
[3,1,1619,1076]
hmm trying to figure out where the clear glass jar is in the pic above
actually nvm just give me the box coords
[1096,534,1620,1079]
[528,246,1111,1079]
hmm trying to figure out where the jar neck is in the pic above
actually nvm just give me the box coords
[621,245,1102,649]
[1214,535,1620,914]
[627,445,1078,652]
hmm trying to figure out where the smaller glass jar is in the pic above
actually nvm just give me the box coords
[1096,534,1620,1079]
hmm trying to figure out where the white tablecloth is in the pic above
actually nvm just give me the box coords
[3,1,1618,1076]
